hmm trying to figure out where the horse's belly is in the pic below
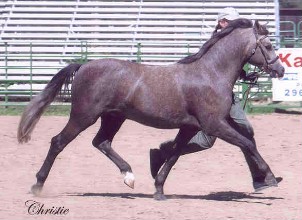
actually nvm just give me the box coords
[125,110,199,130]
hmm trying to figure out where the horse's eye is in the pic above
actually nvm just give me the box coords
[265,44,273,50]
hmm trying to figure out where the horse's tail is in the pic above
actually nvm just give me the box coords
[17,63,82,143]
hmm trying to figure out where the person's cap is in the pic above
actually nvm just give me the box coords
[217,7,240,21]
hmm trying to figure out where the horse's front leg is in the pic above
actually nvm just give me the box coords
[213,119,281,191]
[154,128,197,200]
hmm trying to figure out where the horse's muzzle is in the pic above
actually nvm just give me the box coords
[269,65,285,78]
[266,56,284,78]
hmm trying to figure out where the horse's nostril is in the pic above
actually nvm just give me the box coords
[281,66,285,73]
[280,66,285,77]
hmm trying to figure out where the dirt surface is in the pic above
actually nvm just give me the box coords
[0,113,301,220]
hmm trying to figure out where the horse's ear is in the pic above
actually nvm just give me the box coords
[254,20,260,31]
[254,20,269,35]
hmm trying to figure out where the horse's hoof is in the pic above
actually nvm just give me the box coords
[123,171,135,189]
[253,176,283,192]
[31,183,43,196]
[276,177,283,184]
[154,193,167,201]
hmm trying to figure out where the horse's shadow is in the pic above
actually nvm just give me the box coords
[68,191,283,205]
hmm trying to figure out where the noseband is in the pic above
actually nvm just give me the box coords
[247,26,279,72]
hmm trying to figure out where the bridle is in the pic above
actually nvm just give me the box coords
[246,26,279,73]
[242,26,280,109]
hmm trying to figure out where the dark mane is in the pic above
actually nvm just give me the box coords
[178,18,253,64]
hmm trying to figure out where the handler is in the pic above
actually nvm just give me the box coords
[150,7,280,190]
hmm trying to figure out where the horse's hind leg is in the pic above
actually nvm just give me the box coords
[31,115,97,195]
[92,114,134,188]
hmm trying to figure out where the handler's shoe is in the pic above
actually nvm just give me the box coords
[253,177,283,192]
[150,149,166,179]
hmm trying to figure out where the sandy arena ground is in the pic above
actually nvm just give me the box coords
[0,113,301,220]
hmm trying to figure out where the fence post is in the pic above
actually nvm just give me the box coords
[29,42,33,99]
[80,41,88,63]
[186,43,190,55]
[136,43,141,63]
[4,42,8,107]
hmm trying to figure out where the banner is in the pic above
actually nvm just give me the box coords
[272,48,302,101]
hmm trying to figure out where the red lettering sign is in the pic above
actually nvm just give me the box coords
[278,52,302,68]
[294,57,302,67]
[279,53,291,67]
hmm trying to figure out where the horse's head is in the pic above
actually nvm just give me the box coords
[246,20,284,78]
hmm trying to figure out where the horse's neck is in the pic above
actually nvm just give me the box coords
[196,35,247,84]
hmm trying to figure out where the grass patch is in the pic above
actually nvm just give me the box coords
[1,102,300,116]
[0,104,71,116]
[246,106,275,114]
[246,101,302,114]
